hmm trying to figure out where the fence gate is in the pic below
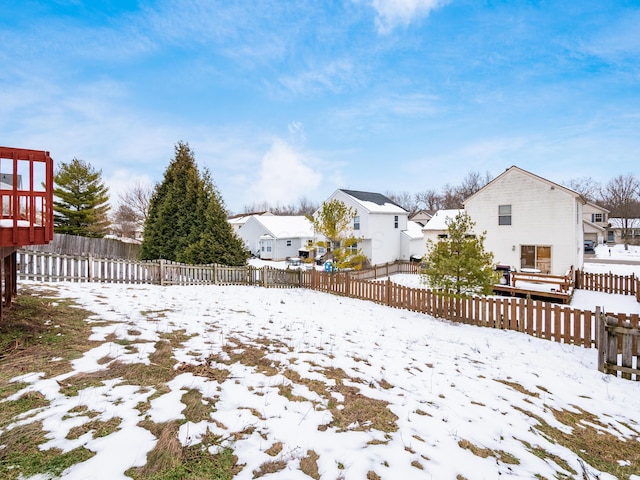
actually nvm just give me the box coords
[597,309,640,381]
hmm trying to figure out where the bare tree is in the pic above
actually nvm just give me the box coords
[111,182,153,239]
[600,174,640,249]
[385,191,419,214]
[241,197,319,216]
[415,189,443,211]
[457,171,493,201]
[563,177,601,203]
[111,204,139,239]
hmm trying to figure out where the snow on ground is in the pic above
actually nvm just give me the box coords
[5,275,640,480]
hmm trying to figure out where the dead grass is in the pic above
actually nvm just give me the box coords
[458,438,520,465]
[0,287,99,393]
[66,416,122,440]
[252,459,287,478]
[128,421,242,479]
[299,450,320,479]
[515,405,640,478]
[0,420,95,479]
[265,441,283,456]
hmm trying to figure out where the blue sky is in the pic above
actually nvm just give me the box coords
[1,1,639,213]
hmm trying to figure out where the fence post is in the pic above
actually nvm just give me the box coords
[87,255,93,282]
[596,307,605,373]
[160,259,166,286]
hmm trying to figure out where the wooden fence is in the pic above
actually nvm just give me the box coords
[15,250,640,378]
[21,233,141,260]
[598,310,640,381]
[575,269,639,301]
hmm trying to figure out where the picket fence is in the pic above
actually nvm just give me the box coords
[15,250,640,379]
[575,269,639,301]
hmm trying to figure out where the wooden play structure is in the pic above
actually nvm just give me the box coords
[0,146,54,318]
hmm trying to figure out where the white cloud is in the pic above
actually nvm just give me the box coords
[366,0,449,34]
[251,139,322,206]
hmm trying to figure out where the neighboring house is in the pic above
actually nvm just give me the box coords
[421,209,463,245]
[409,209,435,227]
[400,220,427,261]
[317,189,410,266]
[236,215,314,261]
[607,217,640,245]
[582,202,609,245]
[464,166,584,276]
[228,211,272,234]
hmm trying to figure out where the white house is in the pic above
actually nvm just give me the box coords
[421,209,464,245]
[608,217,640,245]
[228,211,273,234]
[400,220,427,261]
[582,202,609,245]
[464,166,584,276]
[318,189,411,266]
[236,215,314,261]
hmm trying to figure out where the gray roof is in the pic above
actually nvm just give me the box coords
[340,189,406,211]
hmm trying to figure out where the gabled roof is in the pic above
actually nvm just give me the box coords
[402,220,425,239]
[247,215,314,238]
[463,166,583,205]
[422,209,463,231]
[583,219,606,233]
[338,189,407,214]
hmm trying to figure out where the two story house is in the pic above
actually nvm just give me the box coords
[583,202,609,245]
[464,166,584,276]
[317,190,413,266]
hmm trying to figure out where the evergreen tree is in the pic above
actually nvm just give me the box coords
[311,199,367,270]
[422,211,499,296]
[141,142,248,265]
[53,158,110,237]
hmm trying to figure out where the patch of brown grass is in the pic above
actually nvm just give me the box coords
[252,459,287,478]
[458,439,520,465]
[66,416,122,440]
[495,379,540,398]
[265,441,283,457]
[181,388,216,423]
[515,405,640,478]
[300,450,320,479]
[0,287,99,389]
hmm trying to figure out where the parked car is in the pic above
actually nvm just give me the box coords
[584,240,595,254]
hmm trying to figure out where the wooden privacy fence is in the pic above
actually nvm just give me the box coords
[575,269,639,300]
[598,310,640,381]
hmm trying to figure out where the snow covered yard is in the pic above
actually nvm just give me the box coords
[2,279,640,479]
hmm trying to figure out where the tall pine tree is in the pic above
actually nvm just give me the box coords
[141,142,248,265]
[53,158,110,237]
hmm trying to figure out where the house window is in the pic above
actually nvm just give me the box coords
[307,239,313,247]
[286,240,292,247]
[592,213,604,223]
[394,215,399,229]
[347,242,358,254]
[438,234,448,239]
[354,216,360,230]
[520,245,551,274]
[498,205,511,225]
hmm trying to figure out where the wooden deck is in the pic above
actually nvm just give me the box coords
[0,146,54,318]
[493,268,575,304]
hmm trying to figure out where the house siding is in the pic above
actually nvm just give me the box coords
[326,190,409,266]
[465,169,582,275]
